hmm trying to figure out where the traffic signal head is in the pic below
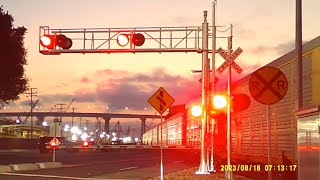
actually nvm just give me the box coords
[117,33,145,47]
[40,34,73,49]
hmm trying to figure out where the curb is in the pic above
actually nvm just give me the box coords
[36,162,62,169]
[0,165,11,173]
[9,163,38,171]
[6,162,63,171]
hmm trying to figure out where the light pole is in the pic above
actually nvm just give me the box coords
[26,87,37,139]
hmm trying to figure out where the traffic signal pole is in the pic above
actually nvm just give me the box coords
[196,11,210,175]
[209,0,217,172]
[39,7,236,177]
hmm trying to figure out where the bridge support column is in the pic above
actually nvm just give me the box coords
[103,117,111,135]
[140,118,146,138]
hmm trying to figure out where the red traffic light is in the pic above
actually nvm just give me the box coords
[117,33,145,47]
[40,34,72,49]
[40,35,54,49]
[82,141,89,148]
[131,33,145,46]
[117,34,129,47]
[212,95,227,109]
[190,105,203,117]
[56,35,72,49]
[207,94,228,118]
[231,93,251,112]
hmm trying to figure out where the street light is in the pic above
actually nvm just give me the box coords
[42,121,48,126]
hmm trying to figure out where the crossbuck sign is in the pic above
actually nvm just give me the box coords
[216,47,243,74]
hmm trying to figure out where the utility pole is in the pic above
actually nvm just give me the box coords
[85,120,89,130]
[70,107,77,127]
[26,88,37,139]
[55,103,65,123]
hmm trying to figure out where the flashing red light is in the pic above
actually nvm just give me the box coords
[117,33,145,47]
[40,35,54,49]
[82,141,89,148]
[190,105,203,117]
[40,34,72,49]
[212,95,227,109]
[117,34,129,47]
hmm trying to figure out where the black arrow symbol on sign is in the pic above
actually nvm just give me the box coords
[156,90,167,111]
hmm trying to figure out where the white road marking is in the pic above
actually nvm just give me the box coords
[119,166,138,171]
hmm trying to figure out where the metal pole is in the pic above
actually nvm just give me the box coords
[196,10,210,175]
[296,0,302,110]
[30,90,33,139]
[53,121,57,162]
[225,35,233,180]
[210,0,217,172]
[267,105,272,180]
[160,114,163,180]
[295,1,302,179]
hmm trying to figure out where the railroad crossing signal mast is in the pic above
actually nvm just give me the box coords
[39,10,234,176]
[39,25,208,54]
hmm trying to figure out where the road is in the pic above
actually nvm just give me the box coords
[0,149,199,179]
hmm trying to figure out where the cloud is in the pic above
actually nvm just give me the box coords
[249,40,307,56]
[74,89,96,103]
[80,77,90,83]
[233,24,256,39]
[76,68,202,110]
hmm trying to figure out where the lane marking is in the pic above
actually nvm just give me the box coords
[61,157,160,168]
[0,172,125,180]
[119,166,138,171]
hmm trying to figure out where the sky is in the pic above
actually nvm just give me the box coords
[1,0,320,132]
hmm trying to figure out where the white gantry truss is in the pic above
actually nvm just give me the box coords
[38,26,226,55]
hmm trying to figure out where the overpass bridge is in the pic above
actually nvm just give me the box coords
[0,112,162,136]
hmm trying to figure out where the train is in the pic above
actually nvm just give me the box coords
[143,36,320,177]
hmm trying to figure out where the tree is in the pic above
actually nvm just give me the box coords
[0,6,28,107]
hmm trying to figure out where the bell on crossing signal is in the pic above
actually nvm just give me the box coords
[231,93,251,113]
[40,34,73,49]
[117,33,145,47]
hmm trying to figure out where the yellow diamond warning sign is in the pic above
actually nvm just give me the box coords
[148,87,175,115]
